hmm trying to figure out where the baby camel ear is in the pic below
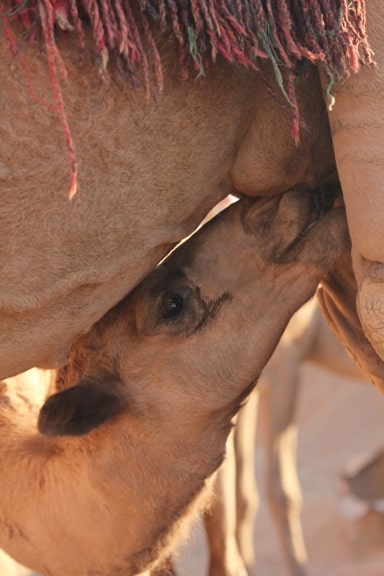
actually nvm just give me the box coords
[38,378,125,437]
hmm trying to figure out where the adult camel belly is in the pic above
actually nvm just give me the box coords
[0,28,334,379]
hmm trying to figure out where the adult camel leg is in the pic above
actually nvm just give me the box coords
[204,431,249,576]
[307,302,363,380]
[259,348,309,576]
[325,0,384,363]
[317,253,384,392]
[234,390,260,576]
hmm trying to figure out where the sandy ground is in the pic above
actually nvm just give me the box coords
[9,364,384,576]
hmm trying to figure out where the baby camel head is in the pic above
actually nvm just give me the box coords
[38,188,348,438]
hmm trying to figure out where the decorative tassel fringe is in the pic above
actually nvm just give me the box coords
[1,0,375,196]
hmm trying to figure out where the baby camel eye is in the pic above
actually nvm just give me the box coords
[161,293,185,319]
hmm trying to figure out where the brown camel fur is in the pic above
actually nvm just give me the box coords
[0,191,347,576]
[2,4,384,395]
[0,19,341,381]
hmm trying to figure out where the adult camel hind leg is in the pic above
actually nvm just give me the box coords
[325,0,384,367]
[257,294,368,576]
[204,425,251,576]
[234,391,259,576]
[203,303,313,576]
[204,293,371,576]
[317,253,384,391]
[258,333,310,576]
[204,392,260,576]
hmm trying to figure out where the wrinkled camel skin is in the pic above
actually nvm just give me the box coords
[0,22,336,380]
[203,297,364,576]
[0,192,348,576]
[324,0,384,362]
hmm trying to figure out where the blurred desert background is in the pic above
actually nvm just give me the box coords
[173,363,384,576]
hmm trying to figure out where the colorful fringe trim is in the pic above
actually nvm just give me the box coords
[0,1,375,196]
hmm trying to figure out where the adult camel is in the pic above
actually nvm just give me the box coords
[1,1,384,388]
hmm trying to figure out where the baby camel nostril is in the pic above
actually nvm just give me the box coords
[308,188,322,218]
[306,181,343,226]
[316,181,343,214]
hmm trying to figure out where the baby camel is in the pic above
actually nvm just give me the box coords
[0,190,347,576]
